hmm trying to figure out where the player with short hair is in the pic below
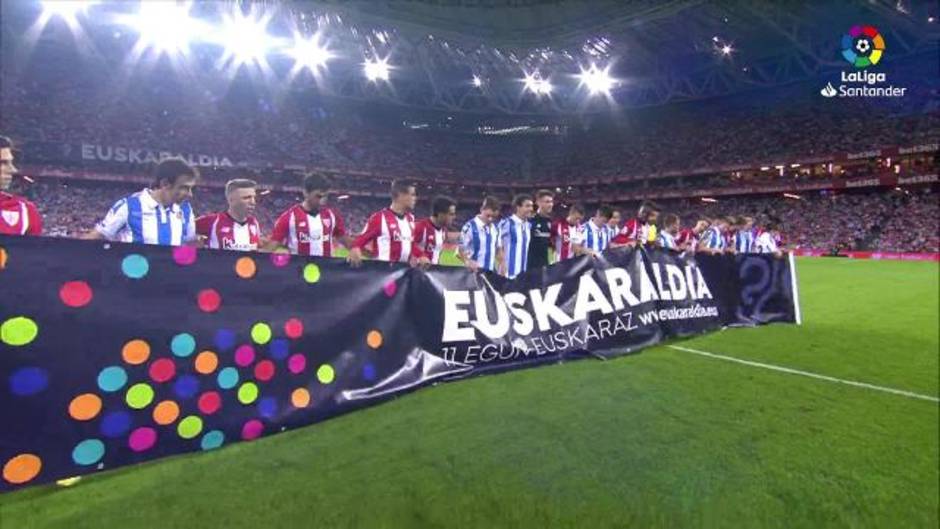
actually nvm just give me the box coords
[0,135,42,236]
[676,219,709,253]
[348,180,428,267]
[658,214,681,250]
[551,203,587,262]
[459,196,500,273]
[498,194,533,278]
[271,172,351,256]
[527,189,554,270]
[699,216,731,254]
[755,220,784,258]
[606,209,622,241]
[195,178,262,251]
[414,195,457,265]
[582,204,614,254]
[87,157,198,245]
[612,201,660,248]
[733,216,756,254]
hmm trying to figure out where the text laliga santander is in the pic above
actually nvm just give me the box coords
[441,261,715,343]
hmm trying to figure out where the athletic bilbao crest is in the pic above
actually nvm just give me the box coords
[1,210,19,226]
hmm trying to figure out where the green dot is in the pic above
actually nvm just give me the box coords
[1,316,38,346]
[177,415,203,439]
[303,264,321,283]
[126,383,155,409]
[237,382,259,404]
[251,323,272,345]
[317,364,335,384]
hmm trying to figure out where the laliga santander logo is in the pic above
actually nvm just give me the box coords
[841,25,885,68]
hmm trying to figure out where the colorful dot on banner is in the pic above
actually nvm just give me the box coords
[128,427,157,453]
[196,289,222,313]
[237,382,259,404]
[366,330,383,350]
[97,366,128,393]
[284,318,304,339]
[194,351,219,375]
[270,251,290,268]
[197,391,222,415]
[291,388,311,408]
[250,323,272,345]
[148,358,177,383]
[72,439,105,466]
[254,360,275,382]
[125,383,155,410]
[317,364,335,384]
[172,245,197,266]
[3,454,42,485]
[9,367,49,396]
[69,393,103,421]
[235,257,257,279]
[362,363,377,382]
[303,263,321,283]
[269,339,289,360]
[234,344,255,367]
[100,411,132,438]
[1,316,38,347]
[214,329,236,351]
[121,254,149,279]
[173,375,200,400]
[0,247,7,270]
[241,419,263,441]
[287,354,306,375]
[177,416,203,439]
[152,400,180,425]
[258,397,278,419]
[383,280,397,298]
[122,339,151,365]
[170,333,196,357]
[217,367,239,390]
[201,430,225,451]
[59,281,93,308]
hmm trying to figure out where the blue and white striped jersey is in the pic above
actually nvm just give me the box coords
[460,215,499,272]
[498,214,531,279]
[658,230,677,250]
[703,226,726,250]
[734,229,755,253]
[96,189,196,246]
[582,220,611,253]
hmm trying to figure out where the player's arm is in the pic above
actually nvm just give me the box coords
[497,220,510,276]
[347,212,381,266]
[457,224,480,272]
[24,201,43,236]
[332,210,355,249]
[84,198,128,240]
[194,214,215,248]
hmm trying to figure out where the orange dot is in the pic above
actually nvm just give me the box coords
[194,351,218,374]
[0,247,7,270]
[122,339,151,365]
[235,257,257,279]
[152,400,180,425]
[68,393,102,421]
[291,388,311,408]
[366,330,383,349]
[3,454,42,485]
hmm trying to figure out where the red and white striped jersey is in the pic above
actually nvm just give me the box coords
[612,218,649,245]
[551,218,584,262]
[676,228,698,251]
[195,212,261,251]
[353,208,423,263]
[0,191,42,236]
[272,204,346,257]
[413,218,446,264]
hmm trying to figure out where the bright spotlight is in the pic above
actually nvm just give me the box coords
[121,2,204,56]
[523,71,552,95]
[363,57,390,82]
[472,75,483,87]
[578,63,616,96]
[286,32,334,72]
[720,44,734,55]
[42,0,95,18]
[215,7,275,67]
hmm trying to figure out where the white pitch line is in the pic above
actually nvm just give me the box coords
[668,345,939,403]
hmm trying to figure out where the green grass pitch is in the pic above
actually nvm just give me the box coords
[2,256,937,528]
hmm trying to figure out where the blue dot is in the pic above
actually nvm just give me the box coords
[100,411,132,438]
[214,329,236,351]
[72,439,106,465]
[201,430,225,451]
[217,367,239,390]
[121,254,149,279]
[173,374,199,399]
[258,397,278,419]
[97,366,128,392]
[269,339,289,360]
[9,367,49,396]
[362,363,377,382]
[171,333,196,357]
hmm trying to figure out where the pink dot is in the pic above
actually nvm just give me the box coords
[254,360,275,382]
[197,391,222,415]
[269,252,290,268]
[241,419,263,441]
[284,318,304,339]
[148,358,177,383]
[287,354,306,374]
[173,246,197,266]
[383,280,397,298]
[128,427,157,452]
[197,289,222,313]
[60,280,93,308]
[234,345,255,367]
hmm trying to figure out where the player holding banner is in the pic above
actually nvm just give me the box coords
[581,205,614,255]
[413,196,457,265]
[347,180,429,267]
[458,196,500,273]
[195,179,263,251]
[498,194,533,278]
[551,204,587,262]
[0,135,42,236]
[271,173,351,257]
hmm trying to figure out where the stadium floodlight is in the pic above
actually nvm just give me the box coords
[523,71,552,95]
[120,2,205,56]
[363,57,391,82]
[286,32,334,72]
[720,44,734,55]
[578,63,616,96]
[472,75,483,87]
[42,0,95,19]
[215,7,276,67]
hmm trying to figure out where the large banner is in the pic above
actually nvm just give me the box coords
[0,236,799,490]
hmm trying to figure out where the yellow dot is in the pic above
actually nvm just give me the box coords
[251,323,272,345]
[317,365,335,384]
[1,316,38,346]
[303,264,321,283]
[291,388,311,408]
[366,330,383,349]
